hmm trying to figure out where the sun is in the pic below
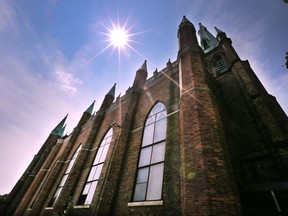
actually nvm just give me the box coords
[109,27,129,49]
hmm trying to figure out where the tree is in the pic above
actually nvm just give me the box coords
[284,0,288,3]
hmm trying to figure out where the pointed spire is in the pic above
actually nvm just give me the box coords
[139,60,147,72]
[58,124,66,137]
[198,23,219,53]
[106,83,116,98]
[214,26,223,34]
[85,101,95,115]
[51,114,68,136]
[179,15,193,27]
[214,26,227,41]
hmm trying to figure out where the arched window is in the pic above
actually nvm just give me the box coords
[47,144,82,207]
[202,39,210,50]
[77,128,113,205]
[133,102,167,201]
[214,54,227,73]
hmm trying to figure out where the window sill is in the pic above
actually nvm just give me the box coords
[74,205,90,209]
[128,200,163,207]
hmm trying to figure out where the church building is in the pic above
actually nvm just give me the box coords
[1,16,288,216]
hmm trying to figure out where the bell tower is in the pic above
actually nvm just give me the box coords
[178,16,240,215]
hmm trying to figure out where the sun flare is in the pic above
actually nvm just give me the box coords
[109,27,129,49]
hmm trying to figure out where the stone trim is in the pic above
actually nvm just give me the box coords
[74,205,90,209]
[127,200,163,207]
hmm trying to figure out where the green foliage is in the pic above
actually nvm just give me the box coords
[53,197,72,216]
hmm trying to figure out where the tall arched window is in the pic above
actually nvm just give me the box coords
[47,144,82,207]
[77,128,113,205]
[133,102,167,201]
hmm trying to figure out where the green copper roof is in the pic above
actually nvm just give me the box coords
[198,23,219,53]
[51,114,67,136]
[106,83,116,97]
[139,60,147,72]
[85,101,95,114]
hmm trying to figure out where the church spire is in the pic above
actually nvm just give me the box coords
[179,15,194,28]
[132,60,148,88]
[85,101,95,115]
[198,23,219,53]
[139,60,147,72]
[51,114,67,136]
[106,83,116,98]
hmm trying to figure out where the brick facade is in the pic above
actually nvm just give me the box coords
[1,16,288,216]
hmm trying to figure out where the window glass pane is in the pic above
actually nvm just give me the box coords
[133,183,147,201]
[49,187,62,206]
[94,164,103,180]
[154,118,167,143]
[150,103,164,115]
[59,174,68,187]
[139,146,152,167]
[99,144,110,163]
[147,163,164,200]
[72,145,82,159]
[137,167,149,183]
[84,181,98,205]
[82,183,91,195]
[55,187,62,197]
[145,116,155,126]
[65,159,75,174]
[106,128,113,138]
[105,136,112,145]
[156,110,166,121]
[151,142,166,164]
[93,146,103,165]
[87,166,97,182]
[142,124,154,147]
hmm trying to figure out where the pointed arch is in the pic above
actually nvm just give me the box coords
[47,144,82,207]
[77,127,113,205]
[133,102,167,201]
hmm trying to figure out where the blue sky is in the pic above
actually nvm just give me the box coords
[0,0,287,195]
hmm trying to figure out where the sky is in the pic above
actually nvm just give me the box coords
[0,0,287,195]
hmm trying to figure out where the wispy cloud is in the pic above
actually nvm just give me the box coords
[0,0,16,31]
[0,0,92,194]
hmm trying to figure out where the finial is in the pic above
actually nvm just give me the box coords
[167,59,172,70]
[153,68,158,76]
[214,26,223,34]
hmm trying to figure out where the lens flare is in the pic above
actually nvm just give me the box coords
[109,27,129,49]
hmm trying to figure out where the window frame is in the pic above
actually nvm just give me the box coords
[214,54,228,73]
[47,144,82,207]
[132,102,167,202]
[77,128,113,206]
